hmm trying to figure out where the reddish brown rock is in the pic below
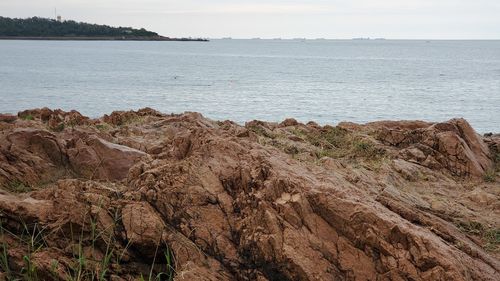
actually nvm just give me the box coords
[0,129,68,186]
[0,126,146,187]
[372,118,493,177]
[67,135,147,180]
[121,202,166,256]
[279,118,299,127]
[17,107,89,130]
[0,114,17,123]
[0,109,498,281]
[102,107,163,126]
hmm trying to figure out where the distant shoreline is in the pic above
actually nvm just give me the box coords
[0,36,209,42]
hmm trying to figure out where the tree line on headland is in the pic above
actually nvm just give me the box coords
[0,16,159,37]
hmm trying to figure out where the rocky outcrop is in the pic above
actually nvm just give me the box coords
[0,129,68,187]
[0,119,146,187]
[0,109,498,281]
[102,107,164,126]
[344,118,494,177]
[18,107,90,131]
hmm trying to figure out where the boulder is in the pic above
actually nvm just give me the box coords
[279,118,299,127]
[67,135,146,180]
[375,118,493,177]
[121,202,166,257]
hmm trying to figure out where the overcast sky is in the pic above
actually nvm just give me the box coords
[1,0,499,39]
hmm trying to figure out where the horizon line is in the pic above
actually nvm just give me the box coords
[209,38,500,41]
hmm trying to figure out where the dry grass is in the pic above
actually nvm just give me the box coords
[457,221,500,252]
[0,208,175,281]
[4,181,32,193]
[249,124,387,164]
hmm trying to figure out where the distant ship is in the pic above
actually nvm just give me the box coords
[221,37,232,40]
[352,37,370,40]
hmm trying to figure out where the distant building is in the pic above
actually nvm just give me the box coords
[57,15,62,22]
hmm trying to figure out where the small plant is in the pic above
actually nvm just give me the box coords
[457,221,484,235]
[162,247,175,281]
[22,114,34,121]
[0,220,47,280]
[352,140,382,159]
[305,126,348,149]
[290,128,307,139]
[5,181,32,193]
[457,221,500,252]
[22,254,39,281]
[51,123,65,132]
[0,221,12,278]
[21,222,47,281]
[354,141,371,151]
[483,169,496,182]
[0,190,176,281]
[141,239,175,281]
[95,124,108,131]
[315,149,333,159]
[483,228,500,249]
[49,260,60,279]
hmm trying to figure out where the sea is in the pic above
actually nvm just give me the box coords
[0,39,499,133]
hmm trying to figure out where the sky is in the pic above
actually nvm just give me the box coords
[1,0,499,39]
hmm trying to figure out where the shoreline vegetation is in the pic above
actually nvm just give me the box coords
[0,16,208,42]
[0,36,208,41]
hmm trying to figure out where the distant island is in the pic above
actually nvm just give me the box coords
[0,16,208,41]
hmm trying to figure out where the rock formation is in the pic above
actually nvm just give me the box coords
[0,108,498,280]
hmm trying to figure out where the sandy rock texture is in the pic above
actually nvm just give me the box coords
[0,108,499,280]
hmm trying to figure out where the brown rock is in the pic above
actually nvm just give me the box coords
[0,114,17,123]
[122,202,166,257]
[17,108,89,129]
[0,109,498,281]
[0,129,67,186]
[67,135,147,180]
[279,118,299,127]
[373,118,493,177]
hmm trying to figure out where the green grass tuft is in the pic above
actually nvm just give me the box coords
[483,170,496,182]
[351,140,383,159]
[457,221,500,252]
[4,181,32,193]
[95,124,109,131]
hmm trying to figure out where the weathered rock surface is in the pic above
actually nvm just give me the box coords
[0,108,498,280]
[342,118,494,177]
[66,134,147,181]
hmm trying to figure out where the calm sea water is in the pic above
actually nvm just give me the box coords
[0,39,499,132]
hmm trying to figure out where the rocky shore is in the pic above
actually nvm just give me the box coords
[0,108,498,280]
